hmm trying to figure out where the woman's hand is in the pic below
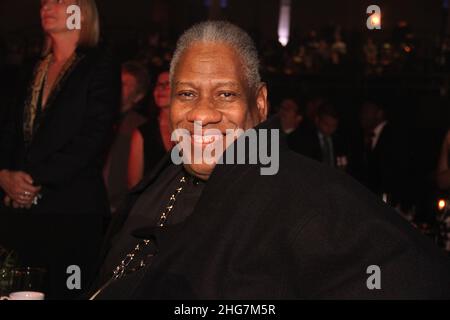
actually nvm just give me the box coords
[0,170,41,206]
[3,195,33,210]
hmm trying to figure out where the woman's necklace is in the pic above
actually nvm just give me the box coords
[42,53,76,108]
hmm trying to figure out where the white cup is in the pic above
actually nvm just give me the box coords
[1,291,45,300]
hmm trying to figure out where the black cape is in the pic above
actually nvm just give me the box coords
[95,116,450,299]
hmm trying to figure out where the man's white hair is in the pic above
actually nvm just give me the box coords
[170,21,261,91]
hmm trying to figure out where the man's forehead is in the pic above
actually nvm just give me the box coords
[175,43,243,77]
[172,42,256,95]
[174,80,240,88]
[183,42,237,57]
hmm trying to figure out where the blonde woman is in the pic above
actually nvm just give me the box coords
[0,0,120,298]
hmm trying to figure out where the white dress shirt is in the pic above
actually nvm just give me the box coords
[371,121,388,150]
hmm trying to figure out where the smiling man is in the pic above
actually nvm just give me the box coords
[169,38,267,180]
[91,21,450,300]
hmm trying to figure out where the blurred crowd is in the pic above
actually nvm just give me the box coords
[262,22,450,77]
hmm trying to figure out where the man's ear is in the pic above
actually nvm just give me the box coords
[255,83,268,122]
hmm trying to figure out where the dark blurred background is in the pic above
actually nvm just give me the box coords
[1,0,449,125]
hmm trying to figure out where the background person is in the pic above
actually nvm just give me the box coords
[0,0,120,299]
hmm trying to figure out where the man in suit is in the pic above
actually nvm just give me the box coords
[288,102,348,169]
[91,21,450,300]
[350,100,411,206]
[274,97,303,135]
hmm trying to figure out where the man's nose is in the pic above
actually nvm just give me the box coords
[186,97,222,126]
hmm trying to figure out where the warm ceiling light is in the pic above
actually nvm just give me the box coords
[278,0,291,47]
[438,199,447,211]
[371,15,381,27]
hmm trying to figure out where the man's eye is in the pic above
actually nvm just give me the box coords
[219,92,237,99]
[177,92,195,99]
